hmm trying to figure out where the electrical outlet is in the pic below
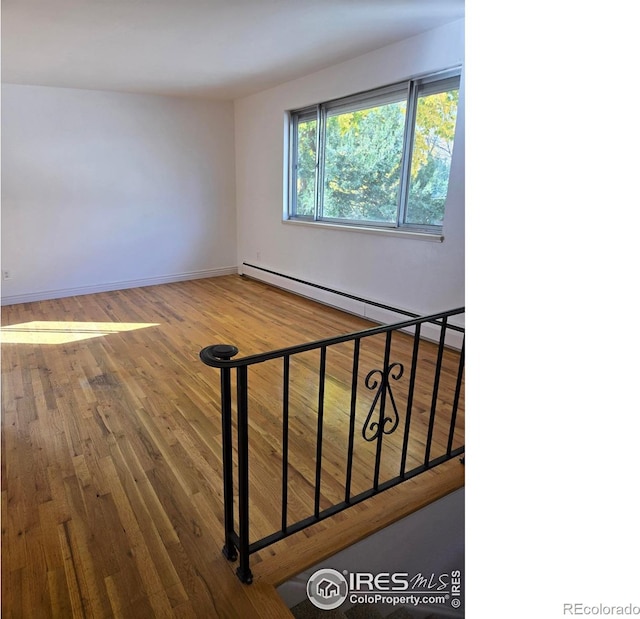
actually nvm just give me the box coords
[256,252,261,261]
[2,270,11,281]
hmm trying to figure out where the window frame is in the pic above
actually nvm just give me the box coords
[286,66,462,238]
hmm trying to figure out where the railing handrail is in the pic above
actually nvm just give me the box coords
[200,306,465,369]
[199,272,465,584]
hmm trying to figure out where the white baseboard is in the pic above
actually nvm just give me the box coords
[0,266,238,306]
[240,263,464,349]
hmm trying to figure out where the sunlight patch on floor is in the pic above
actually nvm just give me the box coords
[0,321,160,345]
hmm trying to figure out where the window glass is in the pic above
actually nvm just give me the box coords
[288,69,461,235]
[323,100,406,224]
[405,87,459,226]
[294,117,317,217]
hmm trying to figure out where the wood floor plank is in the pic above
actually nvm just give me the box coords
[47,567,74,619]
[2,275,463,617]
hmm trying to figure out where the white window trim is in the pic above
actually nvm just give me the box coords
[282,217,444,242]
[284,66,461,238]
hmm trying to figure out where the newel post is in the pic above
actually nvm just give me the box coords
[200,344,239,564]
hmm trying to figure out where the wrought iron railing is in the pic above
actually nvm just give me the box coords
[199,306,465,583]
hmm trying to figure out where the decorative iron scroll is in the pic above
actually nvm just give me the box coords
[362,362,404,442]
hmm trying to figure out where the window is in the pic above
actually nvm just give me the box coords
[288,68,461,237]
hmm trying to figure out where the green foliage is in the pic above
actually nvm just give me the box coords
[294,87,458,226]
[407,90,459,225]
[412,90,458,174]
[295,119,317,216]
[323,102,405,222]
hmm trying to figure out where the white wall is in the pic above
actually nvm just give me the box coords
[234,20,464,321]
[1,84,237,304]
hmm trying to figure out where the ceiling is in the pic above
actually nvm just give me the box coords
[1,0,464,100]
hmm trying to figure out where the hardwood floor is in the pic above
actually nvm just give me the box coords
[1,275,464,618]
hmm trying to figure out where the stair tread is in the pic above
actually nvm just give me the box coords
[345,603,385,619]
[290,598,349,619]
[386,608,415,619]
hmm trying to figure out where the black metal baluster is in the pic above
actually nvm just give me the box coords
[205,345,239,562]
[447,336,465,457]
[400,324,421,478]
[345,338,360,503]
[235,366,253,584]
[199,306,465,584]
[281,355,290,534]
[373,332,393,491]
[425,317,447,467]
[314,347,327,519]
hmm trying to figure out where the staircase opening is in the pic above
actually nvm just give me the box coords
[279,488,464,619]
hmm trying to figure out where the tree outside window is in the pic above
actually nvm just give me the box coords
[289,69,460,236]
